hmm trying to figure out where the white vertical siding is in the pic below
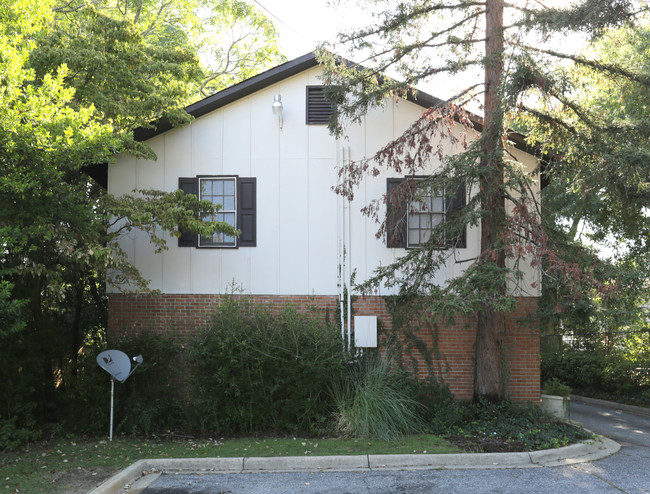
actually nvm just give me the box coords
[108,66,541,297]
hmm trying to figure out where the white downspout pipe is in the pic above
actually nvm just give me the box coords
[337,144,345,343]
[345,146,352,351]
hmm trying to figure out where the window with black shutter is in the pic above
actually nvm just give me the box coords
[177,176,256,248]
[306,86,334,125]
[386,177,466,249]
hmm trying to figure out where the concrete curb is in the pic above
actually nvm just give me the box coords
[571,395,650,418]
[87,435,620,493]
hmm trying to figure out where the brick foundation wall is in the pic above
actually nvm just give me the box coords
[108,293,540,402]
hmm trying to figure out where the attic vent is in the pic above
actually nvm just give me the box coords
[306,86,334,125]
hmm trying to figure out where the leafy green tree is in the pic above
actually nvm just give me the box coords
[47,0,285,98]
[529,22,650,359]
[0,0,242,430]
[317,0,647,401]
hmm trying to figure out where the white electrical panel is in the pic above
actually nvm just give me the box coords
[354,316,378,348]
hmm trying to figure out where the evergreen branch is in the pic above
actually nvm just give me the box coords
[544,91,599,130]
[422,37,486,49]
[419,9,487,46]
[338,1,487,43]
[514,42,650,86]
[519,105,579,135]
[412,59,484,82]
[348,8,485,68]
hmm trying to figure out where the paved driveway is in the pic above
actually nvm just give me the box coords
[141,402,650,494]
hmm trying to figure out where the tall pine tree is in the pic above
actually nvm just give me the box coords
[317,0,647,400]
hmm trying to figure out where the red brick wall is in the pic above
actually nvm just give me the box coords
[108,293,539,402]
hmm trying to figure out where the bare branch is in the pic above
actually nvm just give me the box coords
[53,0,86,13]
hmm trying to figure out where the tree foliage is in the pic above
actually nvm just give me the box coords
[529,21,650,358]
[317,0,648,400]
[0,0,282,434]
[47,0,286,99]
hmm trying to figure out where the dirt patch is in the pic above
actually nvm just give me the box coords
[48,466,120,494]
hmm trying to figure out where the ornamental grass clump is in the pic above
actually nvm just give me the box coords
[332,353,424,442]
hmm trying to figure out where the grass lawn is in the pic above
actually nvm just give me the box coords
[1,434,459,493]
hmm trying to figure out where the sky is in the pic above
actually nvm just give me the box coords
[246,0,486,105]
[245,0,589,106]
[247,0,368,59]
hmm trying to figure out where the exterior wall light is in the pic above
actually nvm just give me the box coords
[272,94,283,130]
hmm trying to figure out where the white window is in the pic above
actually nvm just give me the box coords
[199,177,236,247]
[386,177,466,249]
[407,184,445,248]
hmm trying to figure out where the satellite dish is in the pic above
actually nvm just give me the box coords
[96,350,131,383]
[96,349,144,441]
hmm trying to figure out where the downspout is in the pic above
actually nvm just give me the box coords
[337,142,345,343]
[345,145,352,351]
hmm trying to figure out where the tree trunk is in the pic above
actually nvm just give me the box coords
[474,0,506,402]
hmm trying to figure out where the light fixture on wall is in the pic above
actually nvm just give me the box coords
[272,94,283,130]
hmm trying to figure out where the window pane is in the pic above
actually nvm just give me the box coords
[432,196,444,212]
[213,180,224,195]
[222,196,235,210]
[216,212,236,227]
[223,180,235,195]
[408,229,420,245]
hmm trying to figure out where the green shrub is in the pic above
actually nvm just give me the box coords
[416,377,464,434]
[0,408,41,451]
[541,349,608,393]
[188,298,346,435]
[542,346,650,404]
[331,353,424,441]
[543,378,571,397]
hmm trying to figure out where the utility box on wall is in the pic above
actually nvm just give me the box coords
[354,316,377,348]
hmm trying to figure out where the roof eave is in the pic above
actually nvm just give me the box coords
[134,52,320,142]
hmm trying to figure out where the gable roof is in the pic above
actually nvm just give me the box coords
[134,52,319,142]
[134,52,531,151]
[87,52,533,188]
[134,51,458,141]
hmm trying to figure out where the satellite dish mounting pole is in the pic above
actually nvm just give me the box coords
[96,350,143,442]
[110,377,115,442]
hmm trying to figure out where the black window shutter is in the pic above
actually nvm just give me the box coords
[386,178,406,248]
[306,86,334,125]
[178,177,198,247]
[237,177,256,247]
[446,184,467,248]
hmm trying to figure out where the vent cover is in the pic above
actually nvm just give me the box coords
[306,86,334,125]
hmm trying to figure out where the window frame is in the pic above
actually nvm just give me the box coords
[406,180,446,249]
[386,176,467,250]
[197,176,238,248]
